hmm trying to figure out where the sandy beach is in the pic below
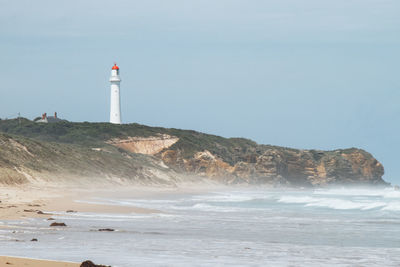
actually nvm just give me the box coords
[0,184,162,221]
[0,256,80,267]
[0,181,228,220]
[0,183,166,266]
[0,182,221,266]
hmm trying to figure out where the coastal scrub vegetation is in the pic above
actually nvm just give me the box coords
[0,118,258,162]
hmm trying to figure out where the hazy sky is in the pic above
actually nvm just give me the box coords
[0,0,399,183]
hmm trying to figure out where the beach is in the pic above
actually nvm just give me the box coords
[0,256,79,267]
[0,183,165,266]
[0,184,159,221]
[1,184,400,266]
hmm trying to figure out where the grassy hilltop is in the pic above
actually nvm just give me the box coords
[0,118,257,164]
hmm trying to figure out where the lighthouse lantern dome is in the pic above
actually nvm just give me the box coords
[111,63,120,75]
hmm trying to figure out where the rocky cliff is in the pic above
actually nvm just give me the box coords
[160,147,384,186]
[0,119,387,187]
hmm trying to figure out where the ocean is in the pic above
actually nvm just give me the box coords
[2,187,400,266]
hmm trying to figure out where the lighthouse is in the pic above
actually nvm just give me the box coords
[109,63,121,124]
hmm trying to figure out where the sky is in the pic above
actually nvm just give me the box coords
[0,0,399,184]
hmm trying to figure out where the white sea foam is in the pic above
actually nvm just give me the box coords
[305,199,386,210]
[278,196,317,204]
[278,195,391,210]
[313,187,400,199]
[191,194,262,203]
[168,203,245,213]
[76,188,400,214]
[382,190,400,199]
[381,202,400,211]
[75,198,183,211]
[50,211,178,223]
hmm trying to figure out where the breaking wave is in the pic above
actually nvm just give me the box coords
[278,187,400,211]
[75,187,400,213]
[313,187,400,199]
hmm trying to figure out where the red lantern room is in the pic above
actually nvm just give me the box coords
[111,63,120,75]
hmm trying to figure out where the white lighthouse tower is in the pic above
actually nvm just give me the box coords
[109,63,122,124]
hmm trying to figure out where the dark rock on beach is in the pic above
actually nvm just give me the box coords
[23,209,35,212]
[80,260,111,267]
[50,222,67,227]
[37,210,52,215]
[66,210,77,213]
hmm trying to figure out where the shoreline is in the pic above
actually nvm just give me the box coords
[0,184,173,221]
[0,183,394,221]
[0,182,394,220]
[0,183,232,266]
[0,184,170,266]
[0,181,243,220]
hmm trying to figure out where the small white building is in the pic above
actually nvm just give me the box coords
[35,112,65,123]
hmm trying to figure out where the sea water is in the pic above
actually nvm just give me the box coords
[1,187,400,266]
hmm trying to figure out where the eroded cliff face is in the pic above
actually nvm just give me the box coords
[159,147,385,187]
[106,134,179,155]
